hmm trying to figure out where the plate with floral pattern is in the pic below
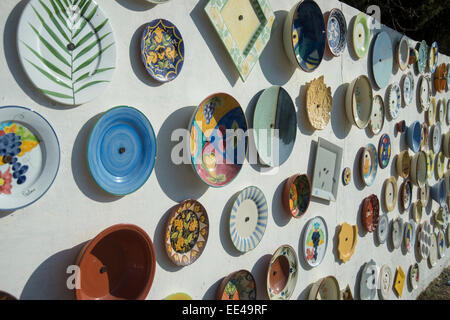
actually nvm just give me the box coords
[267,245,298,300]
[378,134,391,169]
[303,216,328,268]
[217,269,257,300]
[417,40,427,74]
[401,179,413,211]
[325,8,347,57]
[387,83,401,119]
[402,72,414,106]
[409,263,419,289]
[165,199,209,266]
[0,106,60,211]
[369,95,384,135]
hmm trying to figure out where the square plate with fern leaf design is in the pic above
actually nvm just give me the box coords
[18,0,116,106]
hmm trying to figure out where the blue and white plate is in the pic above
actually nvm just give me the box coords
[229,186,268,253]
[87,106,157,195]
[326,8,347,57]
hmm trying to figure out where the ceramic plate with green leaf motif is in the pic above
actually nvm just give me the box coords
[18,0,116,105]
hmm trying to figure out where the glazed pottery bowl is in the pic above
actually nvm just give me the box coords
[397,36,410,71]
[406,121,422,153]
[75,224,156,300]
[400,179,413,211]
[410,151,427,188]
[217,270,257,300]
[409,263,419,290]
[434,64,447,93]
[266,245,298,300]
[431,180,447,205]
[337,222,358,262]
[325,8,347,57]
[352,13,370,59]
[396,150,410,179]
[361,194,379,232]
[360,144,378,186]
[345,75,373,128]
[282,174,311,218]
[308,276,340,300]
[384,176,398,212]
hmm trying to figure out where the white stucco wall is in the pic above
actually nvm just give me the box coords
[0,0,449,300]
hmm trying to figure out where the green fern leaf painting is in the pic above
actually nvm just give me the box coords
[18,0,116,105]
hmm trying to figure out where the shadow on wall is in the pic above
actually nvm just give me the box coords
[330,83,351,139]
[219,191,242,257]
[20,242,87,300]
[251,254,271,300]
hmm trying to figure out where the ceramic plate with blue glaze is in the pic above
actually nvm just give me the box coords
[417,40,427,74]
[325,8,347,57]
[372,32,393,89]
[141,19,184,82]
[378,134,391,169]
[87,106,157,195]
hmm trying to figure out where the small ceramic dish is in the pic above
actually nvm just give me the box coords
[403,219,416,252]
[378,264,392,300]
[428,41,438,73]
[396,150,410,179]
[427,150,434,180]
[429,232,438,267]
[372,31,393,89]
[437,99,446,123]
[431,122,442,154]
[217,270,257,300]
[434,64,447,93]
[397,36,410,71]
[165,200,209,266]
[391,217,403,249]
[361,144,378,186]
[164,293,192,300]
[400,179,413,211]
[417,40,428,74]
[409,263,419,290]
[410,151,427,188]
[267,245,298,300]
[437,230,445,258]
[427,98,436,126]
[378,134,391,169]
[337,222,358,263]
[303,216,328,267]
[418,221,432,259]
[384,176,398,212]
[402,72,415,106]
[342,167,351,186]
[394,267,406,297]
[419,76,431,112]
[396,120,406,133]
[308,276,340,300]
[369,95,385,135]
[387,83,402,120]
[325,8,347,57]
[360,259,377,300]
[421,123,429,151]
[361,194,380,232]
[434,204,449,230]
[305,76,333,130]
[406,121,422,153]
[345,75,373,128]
[230,186,268,253]
[412,200,423,223]
[419,185,429,206]
[282,174,311,218]
[377,214,389,244]
[436,152,445,179]
[352,13,370,59]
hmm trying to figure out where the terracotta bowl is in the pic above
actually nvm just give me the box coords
[0,290,17,300]
[282,174,311,218]
[396,150,411,178]
[361,194,380,232]
[345,75,373,128]
[308,276,340,300]
[216,270,257,300]
[434,63,447,93]
[75,224,156,300]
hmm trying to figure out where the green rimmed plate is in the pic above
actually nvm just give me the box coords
[352,13,370,59]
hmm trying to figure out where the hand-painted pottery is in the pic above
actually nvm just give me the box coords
[325,8,347,57]
[419,185,429,207]
[87,106,156,195]
[141,19,184,82]
[406,120,422,153]
[418,220,432,259]
[303,216,328,267]
[369,95,384,135]
[413,201,423,224]
[217,270,257,300]
[434,204,449,230]
[337,222,358,263]
[308,276,340,300]
[419,76,431,112]
[230,186,268,253]
[384,176,398,212]
[18,0,116,105]
[283,0,326,72]
[305,76,333,130]
[342,167,351,186]
[377,214,389,244]
[400,179,413,211]
[403,220,416,252]
[396,120,406,133]
[417,40,428,74]
[437,230,445,258]
[396,150,410,179]
[165,200,209,266]
[254,86,296,167]
[361,194,380,233]
[0,106,60,211]
[431,122,442,154]
[341,284,354,300]
[266,245,298,300]
[430,179,447,205]
[372,32,393,89]
[378,264,392,300]
[360,259,377,300]
[345,75,373,128]
[409,263,419,290]
[311,137,343,202]
[410,151,427,188]
[402,72,414,106]
[428,98,437,126]
[421,123,429,151]
[409,47,418,65]
[387,83,401,120]
[360,144,378,186]
[75,224,156,300]
[282,174,311,218]
[352,13,370,59]
[427,150,434,180]
[429,232,438,267]
[378,134,391,169]
[0,291,17,300]
[393,267,406,297]
[436,152,445,179]
[189,93,248,187]
[397,36,410,71]
[436,99,446,123]
[428,41,438,73]
[434,63,447,93]
[205,0,274,81]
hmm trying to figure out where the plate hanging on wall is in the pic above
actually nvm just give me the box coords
[266,245,298,300]
[428,41,438,73]
[431,122,442,154]
[305,76,333,130]
[0,106,60,211]
[419,220,432,259]
[17,0,116,105]
[429,232,438,267]
[360,259,377,300]
[378,134,391,169]
[402,72,414,106]
[372,31,393,89]
[397,35,410,71]
[417,40,427,74]
[352,13,370,59]
[387,83,401,120]
[437,230,445,258]
[403,220,416,253]
[337,222,358,262]
[360,144,378,186]
[394,267,406,297]
[413,201,423,224]
[384,176,398,212]
[400,179,413,211]
[325,8,347,57]
[378,264,392,300]
[377,214,389,244]
[216,270,257,300]
[282,174,311,218]
[419,76,431,112]
[369,95,384,135]
[409,263,419,290]
[361,194,379,232]
[345,75,373,128]
[302,216,328,267]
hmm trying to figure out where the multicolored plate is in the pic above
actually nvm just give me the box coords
[417,40,428,74]
[400,179,413,211]
[325,8,347,57]
[342,167,351,186]
[360,259,377,300]
[391,217,403,249]
[361,144,378,186]
[303,216,328,268]
[409,263,419,290]
[397,35,409,71]
[403,220,415,253]
[283,174,311,218]
[352,13,370,59]
[378,134,391,169]
[217,269,257,300]
[437,230,445,258]
[428,41,438,73]
[267,245,298,300]
[369,95,384,135]
[372,31,393,89]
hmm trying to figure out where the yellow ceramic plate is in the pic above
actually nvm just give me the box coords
[394,266,406,297]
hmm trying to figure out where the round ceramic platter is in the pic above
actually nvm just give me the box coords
[342,167,351,186]
[254,86,296,167]
[419,221,432,259]
[401,180,412,211]
[190,93,248,187]
[419,76,431,112]
[429,232,438,266]
[303,216,328,268]
[361,144,378,186]
[396,150,410,179]
[378,134,391,169]
[305,77,333,130]
[417,40,427,74]
[267,245,298,300]
[391,218,403,249]
[352,13,370,59]
[434,204,449,230]
[0,106,60,211]
[372,32,393,89]
[387,83,401,119]
[87,106,156,195]
[434,64,447,93]
[360,259,377,300]
[403,220,416,253]
[437,230,445,258]
[141,19,184,82]
[428,98,437,126]
[384,177,397,212]
[337,223,358,263]
[410,151,427,188]
[377,214,389,244]
[431,123,442,154]
[378,264,392,300]
[345,75,373,128]
[409,263,419,290]
[17,0,116,105]
[217,270,257,300]
[412,201,423,223]
[402,72,414,106]
[419,184,429,206]
[229,186,268,253]
[165,200,209,266]
[428,41,438,73]
[397,36,409,71]
[325,8,347,57]
[308,276,340,300]
[369,95,384,135]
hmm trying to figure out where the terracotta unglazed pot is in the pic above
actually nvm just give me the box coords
[75,224,156,300]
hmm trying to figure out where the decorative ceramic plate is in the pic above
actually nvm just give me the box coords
[361,194,379,233]
[419,185,429,206]
[311,137,343,202]
[267,245,298,300]
[427,150,434,180]
[217,270,257,300]
[0,106,60,211]
[428,41,438,73]
[437,99,445,123]
[282,174,311,218]
[325,8,347,57]
[419,76,431,112]
[421,123,429,151]
[437,230,445,258]
[419,221,432,259]
[394,267,405,297]
[345,75,373,128]
[337,222,358,263]
[378,264,392,300]
[369,95,384,135]
[397,35,409,71]
[429,232,438,267]
[410,151,427,188]
[308,276,340,300]
[165,199,209,266]
[434,204,449,230]
[360,259,377,300]
[436,152,445,179]
[284,0,325,72]
[387,83,401,119]
[396,150,410,179]
[342,167,351,186]
[413,201,423,223]
[230,186,268,253]
[303,216,328,267]
[428,98,437,126]
[361,144,378,186]
[404,220,416,252]
[377,214,389,244]
[378,134,391,169]
[402,72,414,106]
[87,106,156,195]
[384,176,398,212]
[341,285,354,300]
[18,0,116,105]
[305,76,333,130]
[189,93,248,187]
[431,122,442,154]
[434,64,447,93]
[400,179,412,211]
[140,19,184,82]
[391,217,403,249]
[254,86,296,167]
[372,32,393,89]
[409,263,419,290]
[205,0,274,81]
[417,40,427,74]
[352,13,370,59]
[406,120,422,154]
[409,47,418,65]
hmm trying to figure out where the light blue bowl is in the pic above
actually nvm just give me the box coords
[406,121,422,153]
